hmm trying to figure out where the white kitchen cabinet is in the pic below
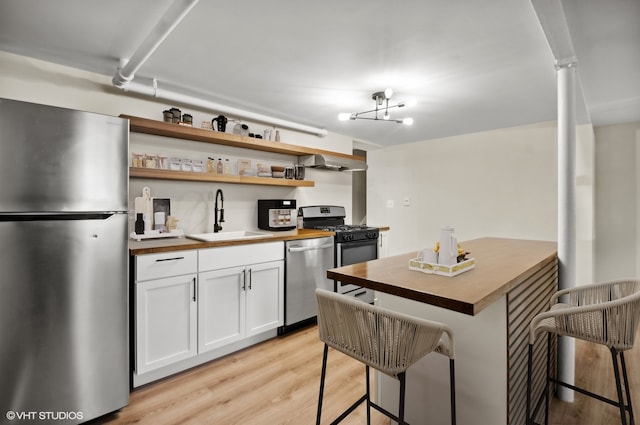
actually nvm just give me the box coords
[134,250,198,375]
[198,266,246,352]
[245,260,284,336]
[378,230,390,258]
[132,242,284,385]
[198,242,284,354]
[135,273,197,374]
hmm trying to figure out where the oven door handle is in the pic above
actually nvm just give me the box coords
[288,243,334,253]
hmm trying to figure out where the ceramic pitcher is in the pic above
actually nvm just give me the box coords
[439,225,458,266]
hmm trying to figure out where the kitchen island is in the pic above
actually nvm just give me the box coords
[327,237,557,425]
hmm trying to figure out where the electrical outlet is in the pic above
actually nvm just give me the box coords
[386,200,394,208]
[403,197,410,206]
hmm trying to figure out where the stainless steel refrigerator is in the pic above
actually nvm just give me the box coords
[0,98,129,424]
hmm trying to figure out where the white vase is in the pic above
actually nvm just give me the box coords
[439,226,457,266]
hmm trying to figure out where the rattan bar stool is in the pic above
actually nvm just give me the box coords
[526,278,640,425]
[315,288,456,425]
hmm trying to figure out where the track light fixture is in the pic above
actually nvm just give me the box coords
[338,88,414,125]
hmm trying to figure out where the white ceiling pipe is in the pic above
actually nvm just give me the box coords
[123,80,329,137]
[112,0,327,137]
[112,0,199,88]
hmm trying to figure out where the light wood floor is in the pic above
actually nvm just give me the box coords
[92,325,389,425]
[91,325,640,425]
[547,332,640,425]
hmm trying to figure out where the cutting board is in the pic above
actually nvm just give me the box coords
[134,187,153,216]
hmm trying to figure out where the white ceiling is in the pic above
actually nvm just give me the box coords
[0,0,638,147]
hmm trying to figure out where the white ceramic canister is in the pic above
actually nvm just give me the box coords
[438,225,457,266]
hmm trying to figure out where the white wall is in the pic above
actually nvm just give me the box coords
[575,124,595,286]
[0,51,354,233]
[367,122,559,255]
[594,121,640,280]
[367,119,600,286]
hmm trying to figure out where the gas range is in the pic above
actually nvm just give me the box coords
[298,205,378,304]
[312,225,379,242]
[298,205,380,242]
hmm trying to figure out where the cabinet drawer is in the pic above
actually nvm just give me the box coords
[199,241,284,272]
[136,250,198,281]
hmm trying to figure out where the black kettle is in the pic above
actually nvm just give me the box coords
[212,115,228,132]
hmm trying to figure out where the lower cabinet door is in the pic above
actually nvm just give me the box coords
[246,260,284,337]
[198,266,246,353]
[135,274,197,374]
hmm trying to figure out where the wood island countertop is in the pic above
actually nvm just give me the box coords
[327,237,557,316]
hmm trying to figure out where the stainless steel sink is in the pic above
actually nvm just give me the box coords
[187,230,274,242]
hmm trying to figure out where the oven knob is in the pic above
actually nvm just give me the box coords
[343,233,353,241]
[366,231,377,239]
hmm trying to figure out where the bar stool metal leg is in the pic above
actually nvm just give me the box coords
[620,352,635,425]
[527,342,533,425]
[544,333,551,425]
[365,366,371,425]
[398,372,406,425]
[526,334,551,425]
[450,358,456,425]
[316,344,329,425]
[612,349,629,425]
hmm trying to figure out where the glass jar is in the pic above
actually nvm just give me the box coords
[169,157,182,171]
[131,153,144,168]
[191,159,204,173]
[144,154,157,169]
[181,159,192,172]
[157,154,168,170]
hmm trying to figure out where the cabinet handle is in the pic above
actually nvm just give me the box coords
[156,256,185,262]
[192,277,196,302]
[248,268,252,290]
[242,269,246,291]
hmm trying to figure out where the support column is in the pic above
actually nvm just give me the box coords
[556,60,577,401]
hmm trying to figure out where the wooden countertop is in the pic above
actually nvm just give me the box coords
[130,225,390,255]
[129,229,335,255]
[327,237,557,316]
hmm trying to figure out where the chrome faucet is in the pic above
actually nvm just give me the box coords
[214,189,224,233]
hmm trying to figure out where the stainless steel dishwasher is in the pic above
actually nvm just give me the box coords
[281,236,335,333]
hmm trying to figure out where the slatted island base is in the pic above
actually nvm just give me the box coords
[327,237,558,425]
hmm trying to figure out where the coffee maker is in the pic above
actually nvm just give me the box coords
[258,199,297,231]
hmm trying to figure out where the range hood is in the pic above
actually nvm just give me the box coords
[300,154,367,171]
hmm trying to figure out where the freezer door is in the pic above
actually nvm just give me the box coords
[0,214,129,421]
[0,98,128,212]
